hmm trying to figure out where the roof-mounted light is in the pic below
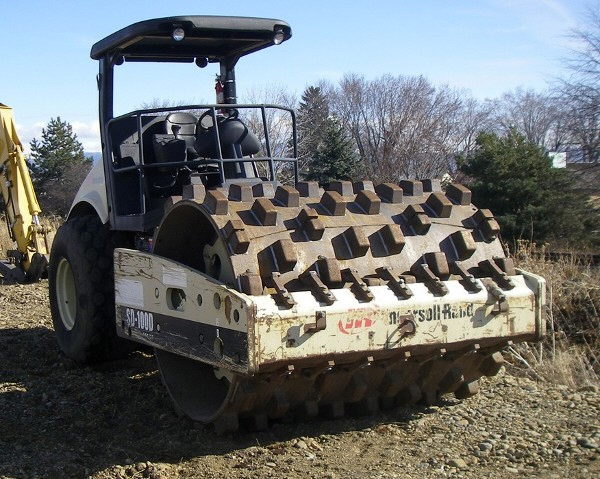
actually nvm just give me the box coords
[273,28,285,45]
[172,27,185,42]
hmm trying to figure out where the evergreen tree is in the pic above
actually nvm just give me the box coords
[29,117,88,186]
[459,130,599,246]
[28,117,91,215]
[297,86,330,166]
[305,116,363,184]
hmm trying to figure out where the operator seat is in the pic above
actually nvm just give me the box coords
[194,116,262,180]
[165,112,199,160]
[152,112,199,165]
[149,112,200,195]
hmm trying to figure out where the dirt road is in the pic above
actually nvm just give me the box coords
[0,282,598,479]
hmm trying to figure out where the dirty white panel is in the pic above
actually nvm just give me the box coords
[115,278,144,308]
[162,265,188,288]
[252,274,544,365]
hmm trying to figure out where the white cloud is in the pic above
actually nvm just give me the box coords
[536,0,577,26]
[15,120,101,155]
[14,122,45,155]
[492,0,577,42]
[71,121,101,152]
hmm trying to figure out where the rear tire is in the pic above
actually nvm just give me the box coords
[49,214,131,363]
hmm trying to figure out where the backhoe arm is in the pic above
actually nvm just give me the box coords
[0,103,52,282]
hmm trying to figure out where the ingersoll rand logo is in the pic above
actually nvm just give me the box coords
[390,303,475,323]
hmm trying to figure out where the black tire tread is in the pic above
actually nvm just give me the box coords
[49,214,132,363]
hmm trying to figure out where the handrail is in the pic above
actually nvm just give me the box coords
[106,103,297,188]
[109,103,296,121]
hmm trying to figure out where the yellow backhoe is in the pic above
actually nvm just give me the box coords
[0,103,53,283]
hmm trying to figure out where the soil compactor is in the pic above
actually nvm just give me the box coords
[49,16,546,433]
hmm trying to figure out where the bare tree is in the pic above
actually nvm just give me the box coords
[138,99,207,117]
[566,7,600,87]
[42,162,92,217]
[490,88,565,150]
[556,5,600,162]
[450,96,494,158]
[238,85,297,181]
[332,74,469,181]
[559,83,600,161]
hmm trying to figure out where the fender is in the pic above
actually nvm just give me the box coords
[68,159,108,223]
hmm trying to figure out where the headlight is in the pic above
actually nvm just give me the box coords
[273,29,285,45]
[172,27,185,42]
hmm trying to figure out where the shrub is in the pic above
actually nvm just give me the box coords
[459,131,600,247]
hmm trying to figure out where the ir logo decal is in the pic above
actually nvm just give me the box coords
[338,317,375,335]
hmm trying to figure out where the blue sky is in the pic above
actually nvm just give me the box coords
[0,0,590,152]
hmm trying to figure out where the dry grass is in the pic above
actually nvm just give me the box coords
[510,241,600,387]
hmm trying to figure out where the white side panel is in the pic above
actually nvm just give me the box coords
[252,275,543,365]
[115,277,144,308]
[113,249,545,373]
[68,159,108,223]
[162,265,188,288]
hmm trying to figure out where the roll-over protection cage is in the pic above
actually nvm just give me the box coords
[107,104,298,226]
[91,16,293,232]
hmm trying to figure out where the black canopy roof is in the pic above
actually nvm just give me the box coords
[90,16,291,62]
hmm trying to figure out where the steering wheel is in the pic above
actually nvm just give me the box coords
[197,108,239,132]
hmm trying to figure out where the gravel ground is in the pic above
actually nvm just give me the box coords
[0,281,598,479]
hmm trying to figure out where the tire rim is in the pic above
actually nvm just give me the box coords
[56,257,77,331]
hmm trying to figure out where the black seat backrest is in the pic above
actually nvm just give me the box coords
[165,112,198,159]
[194,118,262,180]
[194,118,261,158]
